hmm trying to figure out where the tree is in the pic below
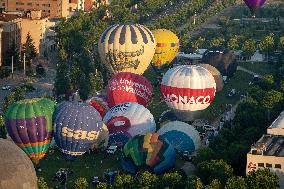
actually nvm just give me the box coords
[191,37,205,51]
[193,147,216,165]
[36,64,46,77]
[225,176,247,189]
[204,179,222,189]
[246,169,279,189]
[196,159,233,185]
[54,62,71,97]
[95,182,108,189]
[22,33,37,64]
[258,74,275,90]
[259,33,275,60]
[261,89,283,120]
[37,177,49,189]
[137,171,158,189]
[187,177,204,189]
[89,71,103,96]
[113,174,134,189]
[2,87,25,114]
[0,67,11,79]
[227,35,243,51]
[209,37,225,48]
[0,115,7,139]
[160,171,183,188]
[279,36,284,52]
[241,39,257,60]
[73,177,88,189]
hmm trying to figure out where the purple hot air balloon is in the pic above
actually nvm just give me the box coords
[244,0,266,16]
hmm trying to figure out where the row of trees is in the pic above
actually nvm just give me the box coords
[37,168,278,189]
[186,33,284,59]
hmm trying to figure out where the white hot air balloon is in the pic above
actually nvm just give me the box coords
[103,102,156,145]
[161,65,216,121]
[157,121,201,154]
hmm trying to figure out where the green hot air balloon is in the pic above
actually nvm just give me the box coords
[5,98,56,163]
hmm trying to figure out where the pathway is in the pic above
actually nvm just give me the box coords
[237,66,263,78]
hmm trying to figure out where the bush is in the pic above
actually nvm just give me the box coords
[0,67,10,79]
[37,177,49,189]
[73,177,88,189]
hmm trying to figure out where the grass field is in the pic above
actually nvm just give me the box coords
[238,61,276,76]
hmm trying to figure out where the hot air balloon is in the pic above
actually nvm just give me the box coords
[161,65,216,121]
[158,109,178,127]
[107,72,153,108]
[198,64,224,92]
[86,95,109,117]
[202,46,238,77]
[53,101,108,159]
[121,133,176,174]
[98,24,156,75]
[244,0,266,17]
[103,102,156,145]
[157,121,201,154]
[152,29,179,69]
[5,98,55,163]
[0,139,37,189]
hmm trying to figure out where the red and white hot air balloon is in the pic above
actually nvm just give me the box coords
[161,65,216,121]
[107,72,153,108]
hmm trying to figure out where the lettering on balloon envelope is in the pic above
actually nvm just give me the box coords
[161,84,216,110]
[105,46,145,71]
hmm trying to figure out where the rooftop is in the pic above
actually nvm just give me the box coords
[268,111,284,129]
[0,13,21,22]
[249,134,284,157]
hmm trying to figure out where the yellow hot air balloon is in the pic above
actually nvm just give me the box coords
[152,29,179,68]
[98,24,156,75]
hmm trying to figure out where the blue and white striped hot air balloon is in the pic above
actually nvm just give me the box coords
[53,101,109,159]
[98,24,156,75]
[157,121,201,154]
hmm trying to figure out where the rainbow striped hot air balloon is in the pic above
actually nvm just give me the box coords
[121,133,176,174]
[98,24,156,75]
[5,98,55,163]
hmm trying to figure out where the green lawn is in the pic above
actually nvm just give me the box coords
[238,61,276,76]
[37,149,121,188]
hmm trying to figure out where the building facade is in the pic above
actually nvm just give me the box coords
[0,13,21,66]
[247,111,284,188]
[4,0,69,18]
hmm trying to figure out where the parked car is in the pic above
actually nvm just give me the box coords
[182,151,193,161]
[2,85,11,90]
[91,176,100,186]
[106,145,118,154]
[228,89,236,97]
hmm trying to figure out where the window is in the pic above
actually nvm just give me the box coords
[27,3,32,6]
[266,163,272,168]
[275,164,281,169]
[258,163,264,167]
[36,4,39,6]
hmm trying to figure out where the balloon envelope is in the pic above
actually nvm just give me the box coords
[198,64,224,92]
[202,46,238,77]
[121,133,176,174]
[5,98,55,163]
[107,72,153,107]
[158,109,178,127]
[244,0,266,14]
[103,102,156,145]
[152,29,179,68]
[98,24,156,75]
[86,95,109,117]
[53,101,108,159]
[157,121,201,154]
[161,65,216,121]
[0,139,37,189]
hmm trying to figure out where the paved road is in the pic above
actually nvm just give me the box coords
[237,66,263,78]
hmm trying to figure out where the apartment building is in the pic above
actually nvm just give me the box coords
[5,0,69,18]
[0,13,21,66]
[247,111,284,188]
